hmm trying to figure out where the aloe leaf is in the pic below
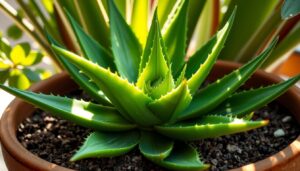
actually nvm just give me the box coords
[73,0,110,49]
[162,0,188,76]
[210,75,300,117]
[175,64,186,86]
[177,38,277,121]
[147,70,175,99]
[187,10,235,94]
[219,0,278,61]
[71,131,140,161]
[0,84,136,131]
[47,33,111,105]
[157,143,210,171]
[157,0,177,28]
[139,131,173,161]
[139,10,168,74]
[155,115,269,140]
[108,0,142,82]
[0,36,11,55]
[131,0,149,46]
[186,0,207,44]
[65,11,115,71]
[281,0,300,19]
[52,46,162,126]
[148,81,192,122]
[137,11,170,91]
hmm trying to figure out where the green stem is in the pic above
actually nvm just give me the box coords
[0,0,62,70]
[29,0,61,41]
[15,0,47,44]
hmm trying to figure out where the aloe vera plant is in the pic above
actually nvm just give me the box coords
[1,1,300,170]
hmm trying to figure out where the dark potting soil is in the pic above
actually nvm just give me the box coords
[17,90,300,171]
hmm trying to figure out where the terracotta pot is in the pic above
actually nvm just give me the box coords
[1,61,300,171]
[274,51,300,77]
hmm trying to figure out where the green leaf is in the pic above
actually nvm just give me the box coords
[6,24,23,40]
[8,69,30,90]
[158,143,209,171]
[72,0,110,49]
[65,10,115,71]
[148,81,192,122]
[22,68,41,82]
[0,70,9,84]
[20,51,43,66]
[186,0,207,44]
[47,33,111,105]
[131,0,149,46]
[187,10,235,94]
[9,43,30,65]
[147,70,175,99]
[139,131,173,161]
[108,0,142,82]
[163,0,189,76]
[219,0,278,61]
[71,131,140,161]
[157,0,177,28]
[281,0,300,19]
[175,64,186,86]
[0,85,136,131]
[155,115,269,140]
[0,37,11,55]
[137,11,170,91]
[177,38,277,121]
[210,75,300,117]
[52,46,162,126]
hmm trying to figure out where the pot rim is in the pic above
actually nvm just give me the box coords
[1,60,300,171]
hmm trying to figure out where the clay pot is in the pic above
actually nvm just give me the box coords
[1,61,300,171]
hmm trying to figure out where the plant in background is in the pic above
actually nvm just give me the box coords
[1,1,300,170]
[0,36,51,89]
[0,0,300,72]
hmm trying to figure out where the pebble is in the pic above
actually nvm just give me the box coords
[274,129,285,137]
[226,144,242,153]
[282,116,292,123]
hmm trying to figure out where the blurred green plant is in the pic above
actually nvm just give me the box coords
[0,36,51,89]
[0,0,299,72]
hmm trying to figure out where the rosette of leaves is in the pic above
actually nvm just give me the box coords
[1,1,300,170]
[0,37,51,90]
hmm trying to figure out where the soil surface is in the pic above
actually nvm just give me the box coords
[17,90,300,171]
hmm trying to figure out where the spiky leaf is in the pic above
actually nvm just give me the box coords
[48,34,111,105]
[65,11,115,70]
[71,131,140,161]
[163,0,188,76]
[0,85,135,131]
[210,75,300,117]
[52,46,161,126]
[149,81,192,122]
[108,0,142,82]
[187,10,235,94]
[156,115,269,140]
[157,143,210,171]
[139,131,174,161]
[137,11,171,93]
[178,38,278,121]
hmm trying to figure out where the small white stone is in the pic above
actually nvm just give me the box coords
[274,129,285,137]
[282,116,292,123]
